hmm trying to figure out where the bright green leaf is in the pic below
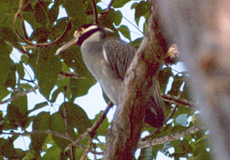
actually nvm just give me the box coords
[112,0,130,8]
[42,144,62,160]
[134,1,149,25]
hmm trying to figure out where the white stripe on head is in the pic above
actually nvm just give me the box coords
[83,25,99,33]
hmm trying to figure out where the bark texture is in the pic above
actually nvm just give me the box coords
[102,0,168,159]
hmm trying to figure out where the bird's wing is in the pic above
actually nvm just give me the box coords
[103,39,136,79]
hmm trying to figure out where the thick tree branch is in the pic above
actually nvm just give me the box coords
[103,1,168,159]
[138,126,201,149]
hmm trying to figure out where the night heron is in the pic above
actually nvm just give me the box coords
[55,24,164,128]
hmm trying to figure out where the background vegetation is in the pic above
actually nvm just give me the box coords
[0,0,210,159]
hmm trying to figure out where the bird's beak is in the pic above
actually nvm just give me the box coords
[55,31,81,55]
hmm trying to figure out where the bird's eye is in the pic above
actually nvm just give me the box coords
[78,27,85,32]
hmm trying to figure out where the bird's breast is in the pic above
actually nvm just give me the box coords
[81,42,122,104]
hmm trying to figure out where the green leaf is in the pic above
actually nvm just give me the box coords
[134,1,149,25]
[42,144,62,160]
[11,91,28,116]
[0,40,12,85]
[12,149,26,159]
[63,0,87,27]
[130,37,143,47]
[49,112,69,150]
[4,63,16,89]
[0,138,15,158]
[34,2,49,26]
[16,62,25,79]
[7,104,28,127]
[113,10,122,26]
[59,102,92,134]
[112,0,130,8]
[0,27,20,48]
[31,27,51,43]
[48,3,59,24]
[31,112,50,154]
[0,85,10,101]
[30,101,48,113]
[191,147,210,160]
[34,48,61,99]
[171,140,183,154]
[118,25,131,40]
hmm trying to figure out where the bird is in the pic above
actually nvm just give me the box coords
[55,24,165,128]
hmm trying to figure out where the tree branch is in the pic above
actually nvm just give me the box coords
[98,0,114,21]
[59,71,83,79]
[65,102,113,152]
[0,86,39,104]
[91,0,98,24]
[1,130,74,142]
[162,94,196,108]
[14,0,72,48]
[103,0,168,159]
[138,126,201,149]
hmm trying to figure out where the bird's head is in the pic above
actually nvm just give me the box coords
[55,24,114,55]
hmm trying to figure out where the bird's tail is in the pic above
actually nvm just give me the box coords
[144,77,165,128]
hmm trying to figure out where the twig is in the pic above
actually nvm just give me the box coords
[65,102,113,152]
[14,0,72,48]
[162,94,196,107]
[59,71,83,79]
[138,126,202,149]
[80,137,93,160]
[63,87,69,135]
[98,0,114,21]
[91,0,98,24]
[70,145,75,160]
[165,91,183,123]
[0,86,39,104]
[179,139,189,159]
[140,129,161,141]
[1,130,74,142]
